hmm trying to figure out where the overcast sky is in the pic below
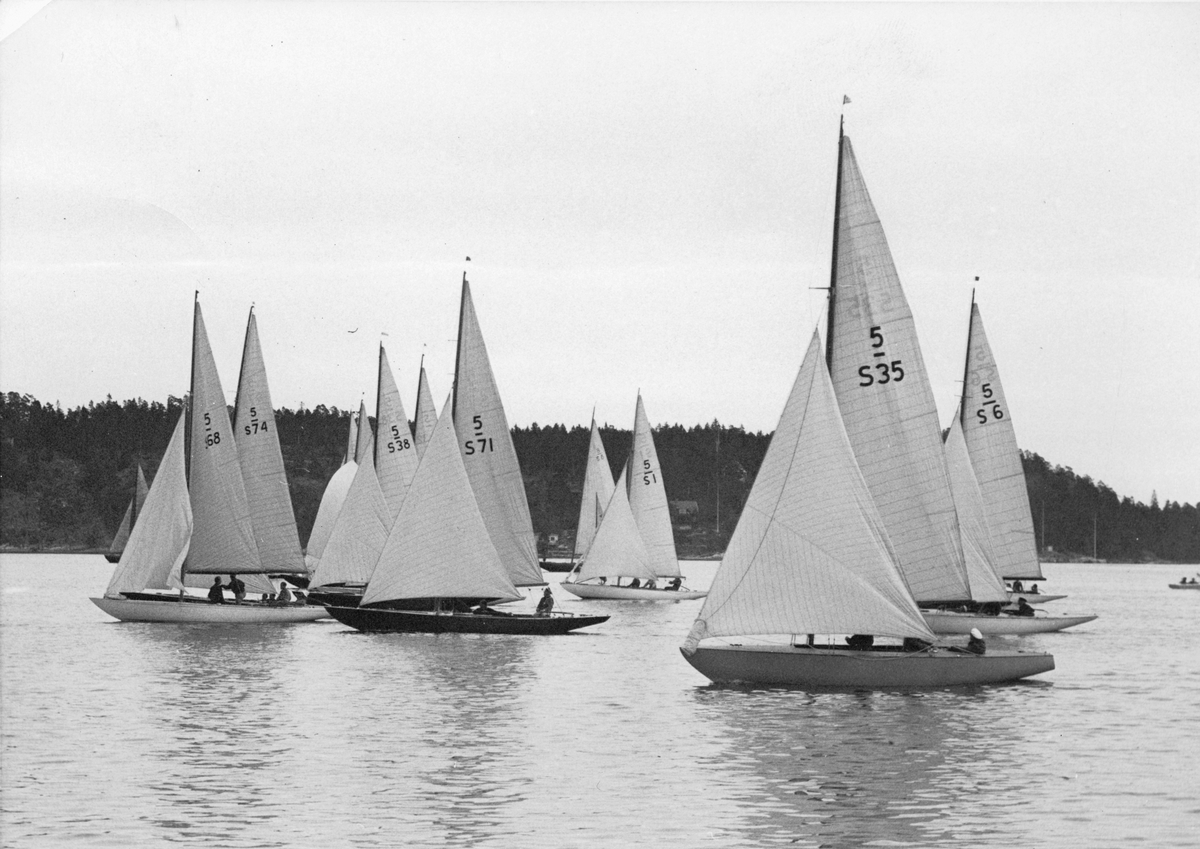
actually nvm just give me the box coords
[2,1,1197,506]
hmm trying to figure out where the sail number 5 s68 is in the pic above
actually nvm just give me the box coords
[858,325,905,387]
[463,414,494,455]
[203,411,221,448]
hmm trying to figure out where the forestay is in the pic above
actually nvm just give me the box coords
[185,301,262,576]
[826,135,970,603]
[572,417,616,562]
[627,395,681,579]
[412,364,438,458]
[105,414,192,597]
[233,309,306,575]
[961,303,1044,581]
[452,279,543,587]
[684,331,934,652]
[574,468,657,583]
[374,346,420,521]
[362,397,521,606]
[944,411,1010,602]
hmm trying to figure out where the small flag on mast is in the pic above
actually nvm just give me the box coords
[843,95,851,104]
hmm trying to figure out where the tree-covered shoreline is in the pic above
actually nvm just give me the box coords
[2,392,1196,563]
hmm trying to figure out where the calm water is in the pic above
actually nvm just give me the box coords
[2,555,1197,848]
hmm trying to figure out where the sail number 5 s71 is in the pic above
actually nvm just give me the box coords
[464,414,494,454]
[858,326,905,387]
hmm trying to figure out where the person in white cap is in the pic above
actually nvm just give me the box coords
[966,628,986,655]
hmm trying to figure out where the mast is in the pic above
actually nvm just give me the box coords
[824,115,846,369]
[182,291,198,582]
[413,351,426,433]
[959,288,976,427]
[452,272,467,420]
[374,342,385,470]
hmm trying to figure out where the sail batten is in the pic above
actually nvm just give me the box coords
[961,303,1044,580]
[627,395,680,578]
[362,396,521,605]
[688,331,933,646]
[826,135,971,603]
[452,279,543,587]
[233,310,306,575]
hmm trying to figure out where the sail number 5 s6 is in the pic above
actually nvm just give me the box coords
[975,383,1005,424]
[463,414,494,455]
[857,326,905,387]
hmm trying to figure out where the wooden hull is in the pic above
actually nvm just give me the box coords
[306,585,365,608]
[1007,592,1067,604]
[104,553,122,564]
[560,582,707,601]
[91,596,327,624]
[326,605,609,635]
[539,559,576,573]
[1168,583,1200,590]
[922,610,1097,635]
[683,643,1054,688]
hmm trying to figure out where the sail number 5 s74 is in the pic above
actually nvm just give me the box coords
[464,414,494,455]
[857,326,905,387]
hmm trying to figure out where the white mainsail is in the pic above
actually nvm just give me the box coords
[961,302,1044,581]
[361,397,522,605]
[107,465,149,557]
[374,345,420,521]
[105,414,192,597]
[233,309,306,575]
[452,277,543,587]
[627,394,680,579]
[412,362,438,458]
[305,411,358,570]
[185,300,262,576]
[309,449,391,588]
[572,416,616,562]
[826,134,971,603]
[573,468,657,583]
[944,411,1010,602]
[684,331,934,651]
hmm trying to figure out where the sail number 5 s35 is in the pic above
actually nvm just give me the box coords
[857,326,905,387]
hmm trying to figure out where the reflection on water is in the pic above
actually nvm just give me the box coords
[690,686,1043,847]
[4,555,1200,848]
[124,626,295,845]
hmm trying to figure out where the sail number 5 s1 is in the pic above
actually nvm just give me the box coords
[463,414,494,455]
[858,326,905,387]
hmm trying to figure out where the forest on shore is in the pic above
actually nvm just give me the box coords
[2,392,1197,563]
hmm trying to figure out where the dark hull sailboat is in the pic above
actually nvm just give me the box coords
[326,604,608,635]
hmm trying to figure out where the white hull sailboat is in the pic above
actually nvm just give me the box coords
[92,300,320,624]
[686,643,1052,689]
[920,609,1098,636]
[681,126,1052,689]
[93,595,325,624]
[563,397,706,602]
[566,583,707,602]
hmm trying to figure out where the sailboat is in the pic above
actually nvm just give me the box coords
[306,345,421,608]
[921,298,1096,635]
[325,396,609,635]
[105,464,149,563]
[681,330,1053,687]
[681,125,1053,687]
[91,298,324,623]
[562,399,707,601]
[305,407,369,572]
